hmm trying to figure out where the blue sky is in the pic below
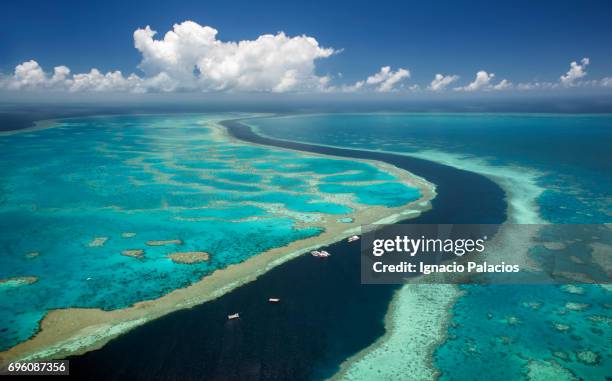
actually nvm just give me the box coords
[1,0,611,94]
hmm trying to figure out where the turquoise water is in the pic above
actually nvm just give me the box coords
[0,114,422,351]
[436,284,611,380]
[318,182,421,206]
[250,113,611,380]
[250,113,611,223]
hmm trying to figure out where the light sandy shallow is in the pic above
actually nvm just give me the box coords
[167,251,211,264]
[331,284,463,381]
[0,117,436,365]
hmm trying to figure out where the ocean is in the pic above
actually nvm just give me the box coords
[2,112,609,380]
[249,113,611,380]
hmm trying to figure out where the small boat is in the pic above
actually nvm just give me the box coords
[311,250,331,258]
[228,313,240,320]
[268,298,280,303]
[348,235,360,242]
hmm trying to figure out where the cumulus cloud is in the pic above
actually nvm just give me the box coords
[133,21,335,92]
[560,57,589,86]
[600,77,612,87]
[0,20,335,93]
[428,73,459,91]
[2,28,610,95]
[0,59,144,92]
[6,60,47,89]
[50,65,71,85]
[455,71,494,91]
[70,69,142,92]
[516,81,557,91]
[339,80,365,93]
[492,79,512,90]
[454,71,511,91]
[517,58,593,90]
[342,66,410,92]
[367,66,410,92]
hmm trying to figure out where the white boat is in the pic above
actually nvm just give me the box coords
[348,235,360,242]
[268,298,280,303]
[311,250,330,258]
[228,313,240,320]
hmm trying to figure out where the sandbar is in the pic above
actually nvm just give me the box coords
[0,276,39,288]
[145,240,183,246]
[167,252,210,264]
[87,237,108,247]
[121,249,145,259]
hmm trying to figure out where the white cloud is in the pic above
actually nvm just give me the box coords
[365,66,392,85]
[428,73,459,91]
[339,80,365,93]
[455,71,494,91]
[1,21,335,93]
[7,60,47,89]
[70,69,142,92]
[366,66,410,92]
[600,77,612,87]
[517,58,593,90]
[560,57,589,86]
[455,70,511,91]
[1,28,610,95]
[492,79,512,90]
[516,81,557,91]
[132,21,335,92]
[0,60,145,92]
[342,66,410,92]
[50,66,71,85]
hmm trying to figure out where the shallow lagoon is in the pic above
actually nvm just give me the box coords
[0,114,422,350]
